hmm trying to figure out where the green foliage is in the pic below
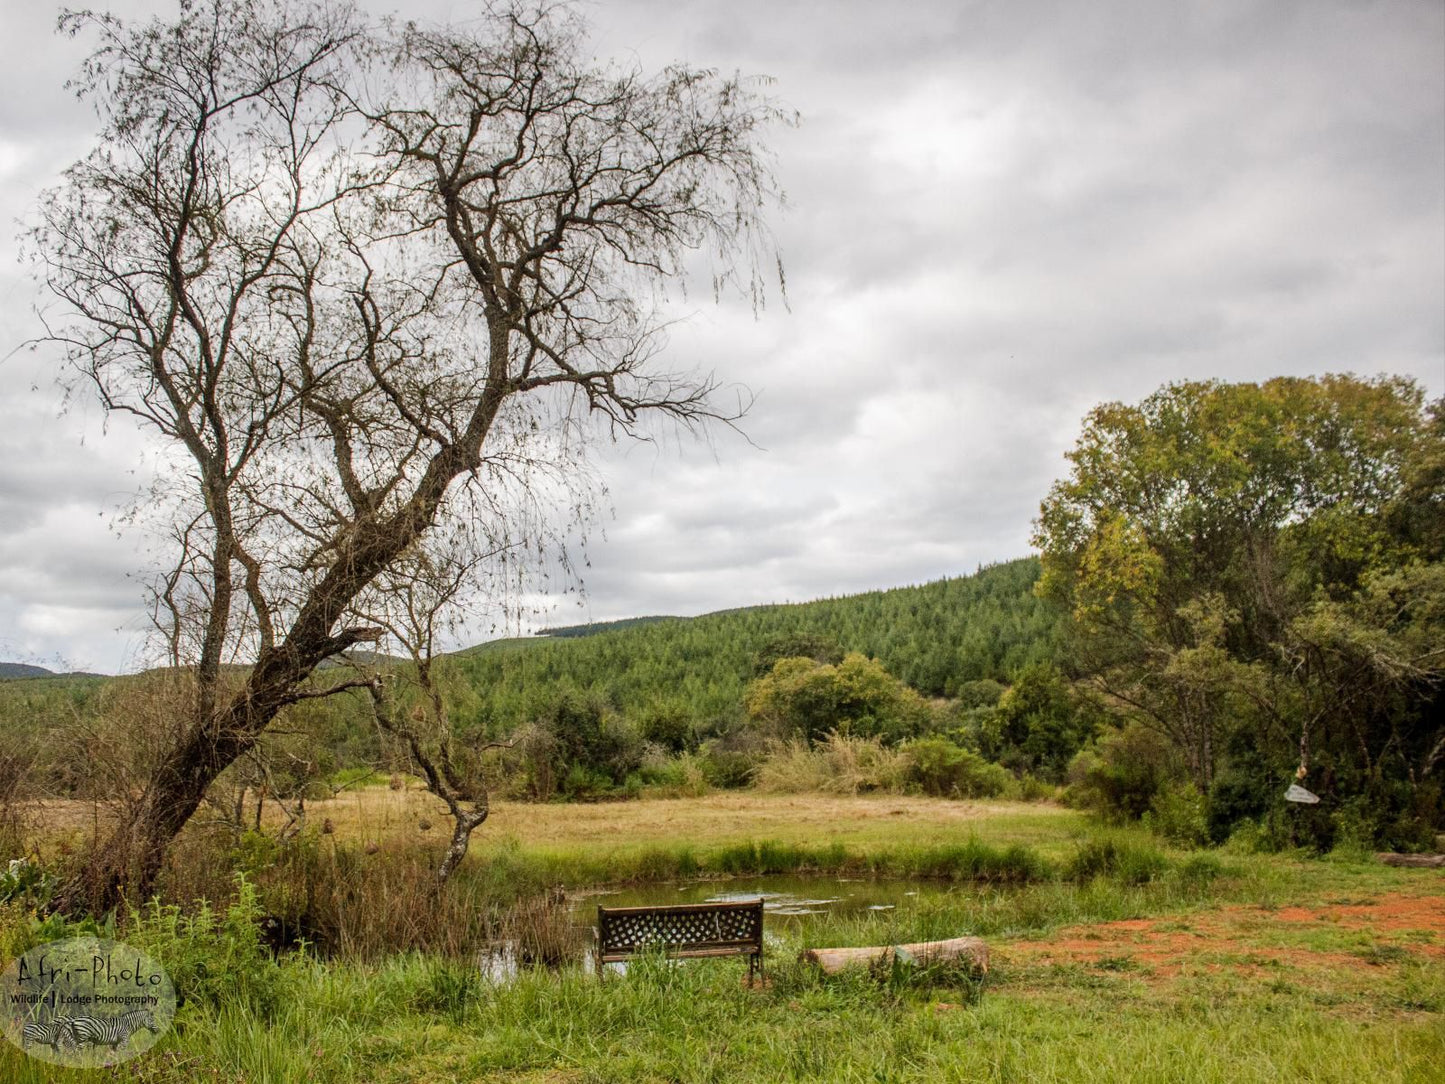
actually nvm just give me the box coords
[514,688,643,799]
[745,652,936,744]
[128,873,284,1017]
[452,557,1057,737]
[750,633,845,677]
[1141,783,1210,847]
[903,737,1013,798]
[956,678,1006,709]
[1065,836,1169,885]
[635,697,696,752]
[1037,374,1445,844]
[990,663,1096,781]
[0,858,55,907]
[1066,723,1175,822]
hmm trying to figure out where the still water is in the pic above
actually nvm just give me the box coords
[480,875,972,979]
[570,873,952,924]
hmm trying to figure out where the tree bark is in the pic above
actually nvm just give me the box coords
[1374,853,1445,868]
[802,937,989,976]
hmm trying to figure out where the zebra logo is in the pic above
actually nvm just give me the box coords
[3,936,175,1067]
[21,1017,78,1054]
[70,1008,161,1051]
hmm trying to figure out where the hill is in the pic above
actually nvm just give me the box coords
[449,556,1057,732]
[0,663,55,680]
[0,558,1060,786]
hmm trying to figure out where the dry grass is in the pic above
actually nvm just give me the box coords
[752,734,911,795]
[287,785,1082,854]
[20,788,1085,880]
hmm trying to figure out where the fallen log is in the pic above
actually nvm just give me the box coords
[1375,853,1445,868]
[802,936,989,975]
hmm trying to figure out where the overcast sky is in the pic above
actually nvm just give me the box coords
[1,0,1442,674]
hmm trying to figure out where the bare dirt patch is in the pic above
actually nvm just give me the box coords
[1001,889,1445,983]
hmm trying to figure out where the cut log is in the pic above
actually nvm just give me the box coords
[802,936,989,975]
[1375,853,1445,868]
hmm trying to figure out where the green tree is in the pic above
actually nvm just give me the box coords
[992,663,1095,781]
[744,652,934,744]
[1035,375,1444,838]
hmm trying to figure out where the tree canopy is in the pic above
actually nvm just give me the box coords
[1035,375,1444,846]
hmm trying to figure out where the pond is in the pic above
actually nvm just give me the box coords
[480,874,980,980]
[571,873,950,924]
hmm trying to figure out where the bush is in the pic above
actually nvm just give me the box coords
[1204,762,1277,844]
[1066,723,1175,822]
[753,734,909,795]
[636,750,710,797]
[128,873,285,1017]
[1142,782,1210,847]
[991,663,1096,781]
[955,679,1006,710]
[636,699,696,753]
[902,738,1012,798]
[696,743,758,789]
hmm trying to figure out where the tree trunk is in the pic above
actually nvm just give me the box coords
[436,809,488,884]
[1374,853,1445,868]
[802,937,989,975]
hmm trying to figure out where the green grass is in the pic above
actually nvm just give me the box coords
[2,798,1441,1082]
[2,942,1437,1083]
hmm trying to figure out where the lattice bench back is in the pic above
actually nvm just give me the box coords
[596,899,764,981]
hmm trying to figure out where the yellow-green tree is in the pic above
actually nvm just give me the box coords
[744,652,935,745]
[1035,375,1444,844]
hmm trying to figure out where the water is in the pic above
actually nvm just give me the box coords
[570,873,945,926]
[479,874,968,980]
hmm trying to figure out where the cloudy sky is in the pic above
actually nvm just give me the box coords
[1,0,1442,673]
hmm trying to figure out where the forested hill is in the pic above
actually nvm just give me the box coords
[449,557,1058,731]
[535,616,679,638]
[0,663,55,680]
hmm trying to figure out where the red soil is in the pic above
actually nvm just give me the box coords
[1001,889,1445,981]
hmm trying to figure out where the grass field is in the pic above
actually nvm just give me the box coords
[308,786,1083,853]
[5,792,1443,1082]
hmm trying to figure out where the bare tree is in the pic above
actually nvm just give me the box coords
[358,524,519,884]
[30,0,787,910]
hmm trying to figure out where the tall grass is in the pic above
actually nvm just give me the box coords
[753,734,911,794]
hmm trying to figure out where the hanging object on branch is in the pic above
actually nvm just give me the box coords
[1286,735,1320,803]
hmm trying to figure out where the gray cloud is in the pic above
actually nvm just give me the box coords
[1,0,1441,669]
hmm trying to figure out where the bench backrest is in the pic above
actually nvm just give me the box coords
[596,898,764,961]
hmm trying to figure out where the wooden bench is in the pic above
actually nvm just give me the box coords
[596,898,765,983]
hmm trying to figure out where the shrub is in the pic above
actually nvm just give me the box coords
[696,743,757,789]
[1066,723,1175,822]
[637,750,710,797]
[636,699,696,753]
[128,873,285,1017]
[1142,782,1210,847]
[1065,836,1169,885]
[0,858,55,907]
[955,679,1006,710]
[992,663,1097,781]
[753,734,909,795]
[902,738,1011,798]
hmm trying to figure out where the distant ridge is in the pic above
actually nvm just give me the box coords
[0,663,107,680]
[0,663,54,680]
[535,615,678,639]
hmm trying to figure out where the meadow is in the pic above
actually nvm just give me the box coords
[3,790,1441,1082]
